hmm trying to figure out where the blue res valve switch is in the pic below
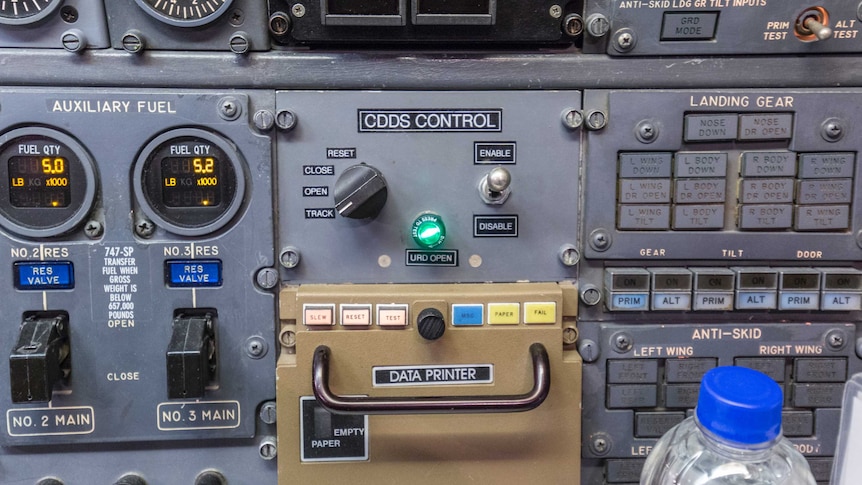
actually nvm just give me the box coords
[165,260,223,288]
[14,261,74,290]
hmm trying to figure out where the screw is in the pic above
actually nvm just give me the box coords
[559,244,580,267]
[585,110,607,130]
[826,330,846,350]
[60,6,78,23]
[581,285,602,306]
[856,230,862,249]
[259,437,278,460]
[245,336,268,359]
[229,8,244,26]
[612,332,633,353]
[821,118,844,142]
[563,327,578,345]
[259,401,278,425]
[256,267,279,289]
[61,31,84,53]
[195,471,227,485]
[269,12,291,36]
[614,30,636,52]
[135,219,155,238]
[590,434,611,455]
[276,110,298,131]
[84,220,103,238]
[279,247,301,268]
[279,329,297,348]
[562,108,583,130]
[218,96,242,121]
[229,32,251,54]
[586,14,610,37]
[292,3,306,18]
[636,120,658,143]
[589,228,611,251]
[253,110,276,131]
[121,32,144,54]
[563,13,584,37]
[549,5,562,18]
[578,339,599,363]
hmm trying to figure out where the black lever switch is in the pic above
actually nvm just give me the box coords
[166,312,216,399]
[10,313,71,403]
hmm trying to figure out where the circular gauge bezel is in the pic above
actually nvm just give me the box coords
[133,0,235,28]
[133,128,245,237]
[0,127,98,238]
[0,0,63,26]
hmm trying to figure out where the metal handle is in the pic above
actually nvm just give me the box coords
[312,343,550,415]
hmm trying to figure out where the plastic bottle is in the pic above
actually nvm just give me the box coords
[640,366,816,485]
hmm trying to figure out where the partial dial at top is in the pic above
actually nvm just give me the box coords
[134,0,234,27]
[0,0,62,26]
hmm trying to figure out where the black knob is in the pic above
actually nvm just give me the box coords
[195,470,227,485]
[38,479,63,485]
[417,308,445,341]
[333,164,388,219]
[114,475,147,485]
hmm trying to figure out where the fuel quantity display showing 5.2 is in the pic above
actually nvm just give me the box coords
[161,156,223,208]
[9,156,70,208]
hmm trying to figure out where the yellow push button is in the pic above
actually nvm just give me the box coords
[524,302,556,324]
[487,303,520,325]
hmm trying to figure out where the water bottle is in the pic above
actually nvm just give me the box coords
[640,366,815,485]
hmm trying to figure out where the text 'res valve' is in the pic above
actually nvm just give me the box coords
[333,164,388,219]
[134,0,234,27]
[0,0,62,26]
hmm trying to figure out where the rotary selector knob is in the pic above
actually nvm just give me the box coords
[417,308,446,341]
[333,164,388,219]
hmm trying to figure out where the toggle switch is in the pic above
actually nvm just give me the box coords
[166,312,216,399]
[795,7,833,42]
[478,166,512,204]
[10,312,71,403]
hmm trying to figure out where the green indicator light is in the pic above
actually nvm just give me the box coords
[411,213,446,249]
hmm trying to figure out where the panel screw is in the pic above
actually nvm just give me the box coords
[549,5,562,18]
[562,108,583,130]
[586,14,610,37]
[259,401,278,425]
[578,339,599,363]
[229,8,244,26]
[253,110,276,131]
[559,244,580,267]
[229,32,251,54]
[563,327,579,345]
[636,120,658,143]
[269,12,291,36]
[84,220,103,238]
[60,6,79,23]
[218,96,242,121]
[134,219,155,238]
[292,3,306,18]
[585,110,607,130]
[276,110,298,131]
[279,247,301,268]
[245,336,268,359]
[613,29,637,52]
[255,267,279,290]
[826,330,846,350]
[279,329,297,348]
[581,285,602,306]
[612,332,633,353]
[121,31,145,54]
[61,30,85,53]
[259,437,278,460]
[856,230,862,249]
[821,118,845,142]
[195,471,227,485]
[590,433,612,455]
[589,228,612,251]
[563,13,584,37]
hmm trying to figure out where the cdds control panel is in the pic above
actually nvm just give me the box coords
[0,2,860,485]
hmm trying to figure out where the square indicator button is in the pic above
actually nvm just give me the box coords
[304,304,335,326]
[377,304,408,327]
[451,304,483,326]
[165,259,222,288]
[487,303,519,325]
[340,305,372,326]
[14,261,74,290]
[524,302,556,324]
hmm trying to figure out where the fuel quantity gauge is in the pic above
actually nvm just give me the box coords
[0,0,63,26]
[134,0,234,27]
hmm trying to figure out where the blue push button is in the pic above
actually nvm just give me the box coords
[166,260,223,288]
[14,261,74,290]
[452,304,483,326]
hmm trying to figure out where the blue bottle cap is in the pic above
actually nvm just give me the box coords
[695,366,783,445]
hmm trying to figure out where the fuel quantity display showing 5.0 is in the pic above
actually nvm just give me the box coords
[161,156,223,207]
[9,156,70,208]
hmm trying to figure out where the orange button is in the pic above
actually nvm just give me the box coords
[377,304,409,327]
[304,304,335,326]
[341,305,372,326]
